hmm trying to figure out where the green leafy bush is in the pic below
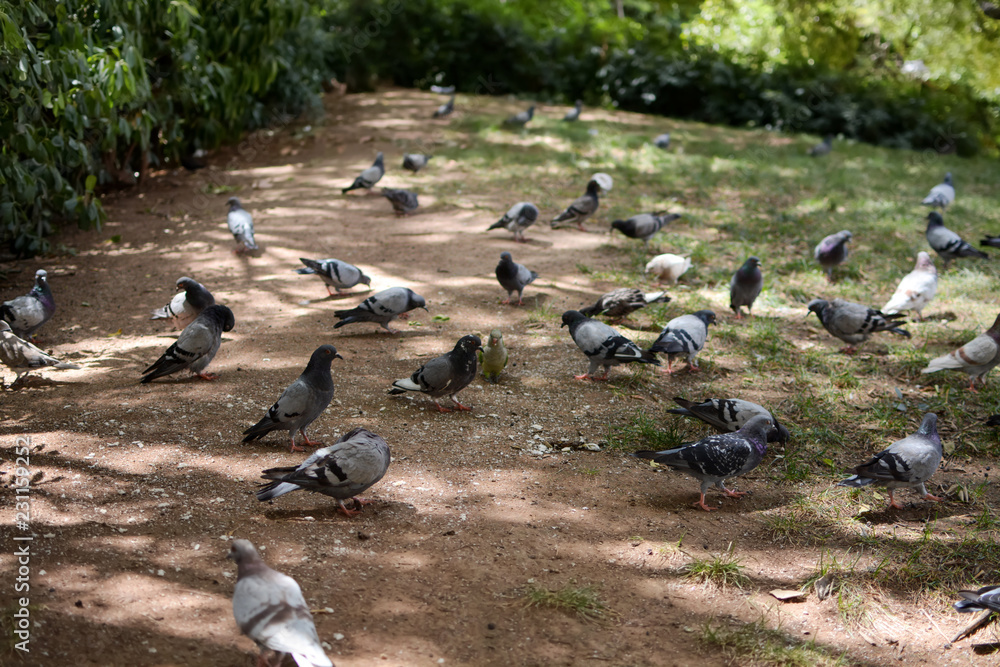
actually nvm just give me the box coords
[0,0,328,256]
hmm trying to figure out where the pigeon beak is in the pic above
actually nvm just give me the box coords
[334,353,343,360]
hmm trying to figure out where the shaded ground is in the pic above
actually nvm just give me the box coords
[1,89,999,666]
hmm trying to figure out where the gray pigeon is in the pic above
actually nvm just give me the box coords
[227,539,333,667]
[256,427,390,516]
[341,152,384,193]
[432,95,454,118]
[921,311,1000,390]
[667,397,790,443]
[140,304,235,383]
[814,230,852,282]
[332,287,427,333]
[808,134,833,157]
[381,188,419,215]
[560,310,659,380]
[730,256,763,318]
[633,414,774,512]
[402,153,432,172]
[226,198,258,254]
[925,212,987,268]
[388,335,482,411]
[649,310,717,373]
[954,586,1000,613]
[242,345,341,452]
[1,269,55,338]
[0,321,81,385]
[882,252,937,320]
[653,133,670,149]
[578,288,670,320]
[563,100,583,122]
[150,277,216,329]
[495,252,538,306]
[504,105,534,126]
[922,172,955,209]
[981,235,1000,249]
[551,180,600,231]
[611,211,681,244]
[296,258,371,295]
[807,298,910,354]
[487,202,539,243]
[837,412,943,509]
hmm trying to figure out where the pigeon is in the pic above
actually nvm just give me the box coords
[667,397,790,444]
[645,254,691,284]
[652,133,670,149]
[563,100,583,122]
[560,310,659,380]
[981,235,1000,249]
[578,288,670,320]
[807,298,910,354]
[296,258,371,295]
[242,345,341,452]
[256,427,391,516]
[921,311,1000,390]
[333,287,427,333]
[730,256,763,319]
[140,304,235,383]
[227,539,333,667]
[402,153,432,173]
[649,310,717,373]
[478,329,508,383]
[0,321,81,385]
[808,134,833,156]
[388,335,482,411]
[814,230,852,282]
[150,277,216,329]
[922,172,955,209]
[988,415,1000,427]
[495,252,538,306]
[882,252,937,320]
[432,95,454,118]
[925,212,987,268]
[837,412,943,509]
[1,269,55,338]
[611,212,681,244]
[487,202,539,243]
[954,586,1000,613]
[341,151,384,193]
[430,85,455,95]
[381,188,419,215]
[550,180,600,231]
[226,197,258,254]
[633,414,774,512]
[504,105,534,126]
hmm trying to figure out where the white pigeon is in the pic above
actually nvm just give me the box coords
[228,540,333,667]
[226,197,258,254]
[645,254,691,284]
[150,277,215,329]
[882,252,937,320]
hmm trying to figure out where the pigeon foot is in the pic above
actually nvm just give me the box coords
[196,372,220,381]
[336,501,361,517]
[693,496,717,512]
[922,493,944,502]
[722,488,747,498]
[433,402,453,413]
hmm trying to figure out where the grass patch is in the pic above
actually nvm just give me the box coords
[606,408,690,452]
[683,544,750,589]
[522,583,614,621]
[701,618,849,666]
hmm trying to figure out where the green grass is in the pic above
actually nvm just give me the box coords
[701,618,850,667]
[606,408,692,452]
[522,583,614,621]
[683,544,751,589]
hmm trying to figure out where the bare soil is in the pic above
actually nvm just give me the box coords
[0,89,991,666]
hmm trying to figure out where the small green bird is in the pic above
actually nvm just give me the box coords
[478,329,508,383]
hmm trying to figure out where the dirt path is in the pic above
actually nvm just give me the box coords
[0,89,987,666]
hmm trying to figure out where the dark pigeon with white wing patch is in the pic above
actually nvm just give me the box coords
[579,288,669,321]
[649,310,716,373]
[150,276,215,329]
[388,335,482,411]
[611,211,681,244]
[667,397,789,443]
